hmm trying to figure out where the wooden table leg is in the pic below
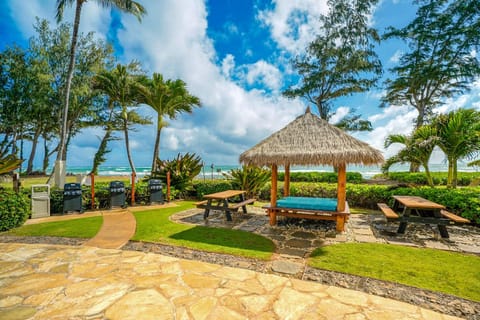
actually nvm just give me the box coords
[433,209,449,238]
[240,193,247,214]
[203,199,212,219]
[223,199,233,221]
[397,207,409,234]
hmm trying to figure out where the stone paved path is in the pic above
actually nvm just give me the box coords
[0,243,462,320]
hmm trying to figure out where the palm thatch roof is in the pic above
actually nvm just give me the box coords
[240,107,384,167]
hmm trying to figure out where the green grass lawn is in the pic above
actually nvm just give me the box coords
[132,201,275,260]
[3,216,103,238]
[309,243,480,302]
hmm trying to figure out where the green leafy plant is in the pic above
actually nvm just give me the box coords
[153,153,203,197]
[0,155,22,175]
[193,180,233,199]
[0,189,30,231]
[224,165,271,198]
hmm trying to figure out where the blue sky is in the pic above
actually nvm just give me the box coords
[1,0,479,170]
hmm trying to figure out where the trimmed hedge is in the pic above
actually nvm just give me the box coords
[259,182,480,224]
[0,189,30,231]
[386,172,480,186]
[277,171,363,183]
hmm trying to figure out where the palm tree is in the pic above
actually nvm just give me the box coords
[137,73,200,173]
[383,125,438,187]
[54,0,145,185]
[432,108,480,188]
[93,63,151,175]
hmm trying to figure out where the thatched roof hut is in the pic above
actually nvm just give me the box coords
[240,107,384,219]
[240,107,384,167]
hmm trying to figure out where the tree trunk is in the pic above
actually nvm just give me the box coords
[151,117,161,173]
[124,118,136,175]
[26,126,42,174]
[423,161,434,187]
[447,156,455,188]
[42,138,49,174]
[56,0,83,165]
[452,159,458,188]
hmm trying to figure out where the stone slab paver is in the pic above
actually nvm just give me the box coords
[0,243,463,320]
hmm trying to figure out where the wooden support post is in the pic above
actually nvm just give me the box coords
[131,172,136,206]
[90,173,95,210]
[337,163,346,212]
[270,164,278,225]
[284,164,290,197]
[167,171,171,202]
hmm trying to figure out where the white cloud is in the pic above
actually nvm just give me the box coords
[115,0,304,164]
[243,60,282,91]
[257,0,329,54]
[389,50,402,63]
[329,106,350,124]
[221,54,235,78]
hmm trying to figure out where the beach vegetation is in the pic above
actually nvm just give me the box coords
[382,0,480,129]
[92,63,152,176]
[153,153,203,197]
[132,201,274,260]
[136,73,201,173]
[309,243,480,302]
[283,0,381,132]
[383,125,438,186]
[224,165,271,199]
[431,108,480,188]
[384,171,480,187]
[53,0,146,186]
[0,189,30,231]
[0,19,116,175]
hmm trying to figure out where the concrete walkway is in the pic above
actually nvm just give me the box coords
[0,243,462,320]
[83,209,136,249]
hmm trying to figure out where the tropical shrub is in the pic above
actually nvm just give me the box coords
[0,189,30,231]
[225,165,271,198]
[153,153,202,197]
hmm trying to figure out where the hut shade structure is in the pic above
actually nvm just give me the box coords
[240,107,384,215]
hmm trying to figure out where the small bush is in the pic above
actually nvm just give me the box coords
[0,189,30,231]
[193,180,233,199]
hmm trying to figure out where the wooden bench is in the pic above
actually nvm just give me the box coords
[440,210,470,224]
[377,203,399,220]
[229,198,255,209]
[195,200,208,207]
[263,203,350,232]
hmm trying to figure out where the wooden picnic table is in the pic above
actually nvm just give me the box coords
[392,195,450,238]
[196,190,255,221]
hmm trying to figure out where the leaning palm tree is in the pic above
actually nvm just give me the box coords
[93,63,150,175]
[432,108,480,188]
[383,125,438,186]
[54,0,146,185]
[137,73,200,173]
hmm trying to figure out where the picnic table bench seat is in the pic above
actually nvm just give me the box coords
[377,203,399,220]
[440,210,470,224]
[195,198,255,211]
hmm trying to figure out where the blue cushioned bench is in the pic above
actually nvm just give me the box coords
[263,197,350,232]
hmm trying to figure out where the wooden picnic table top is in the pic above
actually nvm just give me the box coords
[393,195,445,210]
[203,190,246,200]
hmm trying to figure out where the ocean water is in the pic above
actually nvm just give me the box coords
[58,163,479,180]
